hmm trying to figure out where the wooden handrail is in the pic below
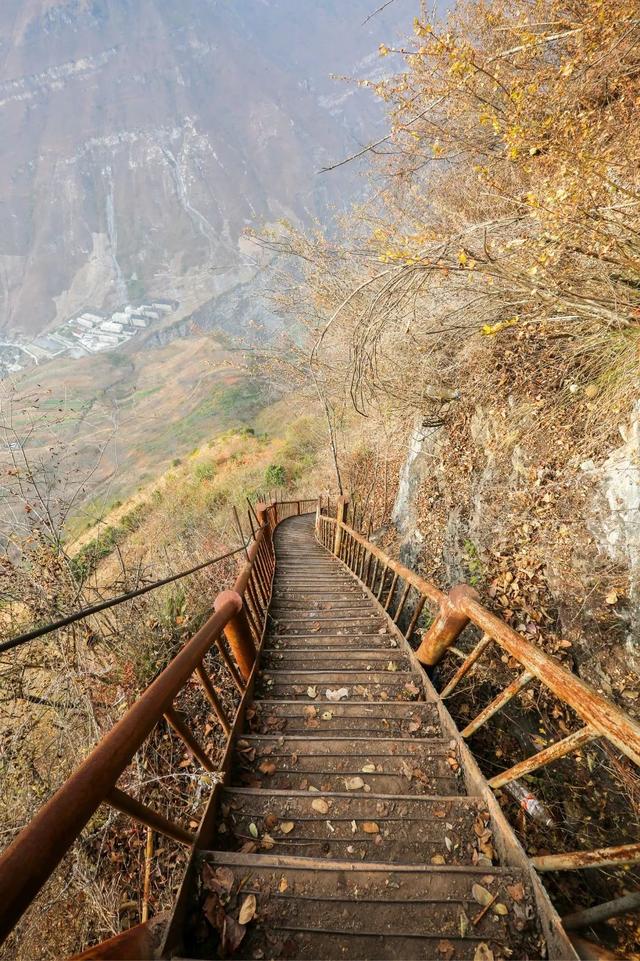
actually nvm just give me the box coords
[458,594,640,767]
[0,496,315,949]
[320,514,445,605]
[316,507,640,782]
[0,598,238,944]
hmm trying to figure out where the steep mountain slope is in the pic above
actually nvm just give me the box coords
[0,0,412,336]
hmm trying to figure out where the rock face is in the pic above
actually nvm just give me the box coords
[0,0,408,336]
[583,403,640,654]
[391,419,433,568]
[391,402,640,699]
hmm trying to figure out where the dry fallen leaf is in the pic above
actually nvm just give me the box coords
[278,877,288,893]
[312,798,330,814]
[362,821,379,834]
[361,763,376,773]
[260,834,275,850]
[507,882,525,903]
[280,821,295,834]
[437,939,455,960]
[605,590,619,605]
[344,776,365,790]
[307,686,317,699]
[472,883,493,907]
[258,761,276,776]
[203,864,234,896]
[222,914,246,955]
[473,944,494,961]
[238,894,256,925]
[431,854,446,864]
[326,687,349,701]
[203,892,225,929]
[493,903,509,916]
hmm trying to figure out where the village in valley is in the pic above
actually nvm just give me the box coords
[0,298,178,376]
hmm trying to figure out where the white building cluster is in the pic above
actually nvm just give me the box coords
[65,301,174,354]
[0,299,177,374]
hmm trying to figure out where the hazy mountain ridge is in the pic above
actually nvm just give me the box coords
[0,0,411,337]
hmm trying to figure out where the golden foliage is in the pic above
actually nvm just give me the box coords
[259,0,640,449]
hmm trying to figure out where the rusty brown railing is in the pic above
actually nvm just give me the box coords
[271,497,319,522]
[0,499,318,949]
[316,497,640,877]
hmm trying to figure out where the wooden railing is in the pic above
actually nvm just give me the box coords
[0,499,320,949]
[316,497,640,877]
[272,497,318,522]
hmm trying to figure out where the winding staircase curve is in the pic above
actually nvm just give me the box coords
[159,513,573,961]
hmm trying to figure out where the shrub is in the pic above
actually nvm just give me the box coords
[264,464,286,487]
[194,461,215,481]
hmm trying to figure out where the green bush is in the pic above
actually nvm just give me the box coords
[264,464,286,487]
[194,461,215,481]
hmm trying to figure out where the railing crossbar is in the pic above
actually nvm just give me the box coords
[489,726,596,789]
[106,787,195,848]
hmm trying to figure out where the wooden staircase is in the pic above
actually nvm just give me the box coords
[3,501,639,960]
[165,514,571,960]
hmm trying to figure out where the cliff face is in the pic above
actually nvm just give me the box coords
[0,0,406,336]
[390,406,640,709]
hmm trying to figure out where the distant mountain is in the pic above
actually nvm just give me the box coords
[0,0,415,337]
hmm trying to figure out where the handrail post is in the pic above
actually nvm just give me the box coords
[333,495,349,556]
[415,585,478,666]
[256,501,275,555]
[315,498,321,538]
[214,590,256,680]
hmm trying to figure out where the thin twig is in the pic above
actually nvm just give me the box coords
[363,0,398,25]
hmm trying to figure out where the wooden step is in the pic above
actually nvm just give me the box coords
[218,787,491,864]
[272,591,366,598]
[269,605,374,616]
[268,633,400,648]
[232,736,465,795]
[270,610,382,620]
[274,574,356,580]
[246,700,441,737]
[255,669,423,702]
[186,852,541,960]
[261,649,412,672]
[268,626,396,640]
